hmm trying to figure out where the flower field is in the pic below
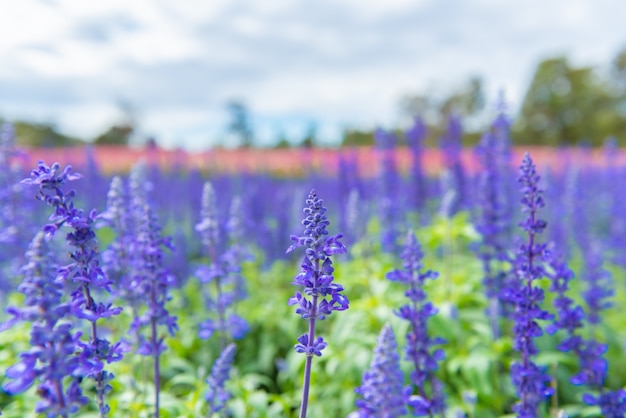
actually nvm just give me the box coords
[1,115,626,418]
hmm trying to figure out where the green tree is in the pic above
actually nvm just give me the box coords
[10,120,81,147]
[93,124,134,145]
[341,128,375,146]
[301,122,317,148]
[226,100,253,148]
[514,56,619,146]
[399,76,485,126]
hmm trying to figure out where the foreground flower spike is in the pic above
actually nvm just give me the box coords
[387,231,446,416]
[205,343,236,416]
[353,324,409,417]
[505,153,554,418]
[287,189,348,418]
[22,161,124,417]
[2,232,88,417]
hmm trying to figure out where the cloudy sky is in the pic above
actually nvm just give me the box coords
[1,0,625,149]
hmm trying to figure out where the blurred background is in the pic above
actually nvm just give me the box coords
[2,0,626,151]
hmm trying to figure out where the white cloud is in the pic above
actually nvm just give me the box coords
[1,0,626,148]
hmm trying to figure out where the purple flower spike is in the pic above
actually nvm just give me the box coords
[2,232,88,416]
[387,231,446,416]
[289,189,347,418]
[22,161,123,417]
[504,153,554,417]
[205,343,237,415]
[195,183,251,347]
[353,324,410,417]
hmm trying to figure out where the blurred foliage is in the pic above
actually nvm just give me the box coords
[94,124,134,146]
[0,119,81,147]
[513,56,621,147]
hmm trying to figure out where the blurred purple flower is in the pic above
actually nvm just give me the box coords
[205,343,237,415]
[503,153,554,417]
[387,231,446,416]
[353,324,410,417]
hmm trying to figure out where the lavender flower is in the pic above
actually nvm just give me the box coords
[405,117,428,214]
[287,189,348,418]
[581,245,613,326]
[503,153,554,417]
[375,128,401,252]
[22,161,124,417]
[129,203,178,418]
[353,324,410,417]
[387,231,446,417]
[196,183,250,346]
[547,247,626,416]
[99,176,136,308]
[2,232,88,417]
[0,122,30,293]
[205,343,236,416]
[474,126,511,338]
[438,114,466,217]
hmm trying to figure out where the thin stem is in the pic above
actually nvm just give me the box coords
[83,283,107,418]
[151,317,160,418]
[215,277,227,350]
[150,270,161,418]
[54,380,69,418]
[299,293,318,418]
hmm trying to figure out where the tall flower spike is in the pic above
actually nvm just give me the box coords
[196,183,249,346]
[2,232,88,417]
[129,203,178,418]
[474,126,511,339]
[205,343,237,415]
[387,231,446,416]
[405,116,428,214]
[375,128,401,252]
[438,114,466,217]
[287,189,348,418]
[22,161,124,417]
[353,324,410,417]
[547,245,626,416]
[504,153,554,418]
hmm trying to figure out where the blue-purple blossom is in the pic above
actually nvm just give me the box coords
[503,153,554,418]
[405,117,428,214]
[128,203,178,418]
[205,343,236,415]
[474,120,513,338]
[195,183,250,345]
[353,324,410,417]
[547,247,626,416]
[288,189,347,418]
[129,203,178,356]
[374,128,401,252]
[2,232,88,417]
[287,189,349,329]
[438,114,466,217]
[387,231,446,416]
[0,122,30,292]
[581,245,613,326]
[22,161,124,416]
